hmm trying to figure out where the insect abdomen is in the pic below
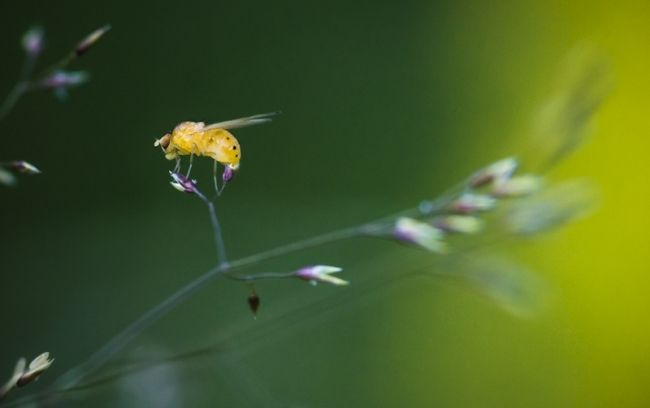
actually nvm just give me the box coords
[203,129,241,166]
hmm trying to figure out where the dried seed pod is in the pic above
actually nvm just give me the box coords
[247,290,260,317]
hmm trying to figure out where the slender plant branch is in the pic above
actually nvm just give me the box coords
[0,54,36,121]
[1,25,110,124]
[0,83,29,121]
[5,158,555,406]
[4,154,583,406]
[226,271,295,282]
[195,190,229,267]
[49,174,469,391]
[52,263,222,389]
[2,258,453,408]
[51,222,367,389]
[35,53,75,79]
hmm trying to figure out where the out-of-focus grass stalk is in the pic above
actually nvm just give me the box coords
[0,25,109,122]
[0,25,109,187]
[0,54,36,121]
[49,155,536,392]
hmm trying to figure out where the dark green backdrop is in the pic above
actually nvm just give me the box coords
[0,1,585,407]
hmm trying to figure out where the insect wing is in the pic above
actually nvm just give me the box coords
[202,112,278,131]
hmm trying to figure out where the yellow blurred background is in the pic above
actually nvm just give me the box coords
[382,1,649,406]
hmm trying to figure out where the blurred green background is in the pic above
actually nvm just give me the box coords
[1,0,648,406]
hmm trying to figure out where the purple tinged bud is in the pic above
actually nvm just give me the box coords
[223,165,235,183]
[75,25,111,56]
[394,217,447,253]
[0,353,54,397]
[21,26,44,57]
[449,193,496,214]
[469,157,518,188]
[40,70,89,90]
[9,161,41,174]
[295,265,348,286]
[169,171,198,194]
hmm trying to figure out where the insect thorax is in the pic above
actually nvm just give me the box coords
[169,124,241,166]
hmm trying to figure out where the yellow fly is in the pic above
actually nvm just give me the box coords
[155,112,276,193]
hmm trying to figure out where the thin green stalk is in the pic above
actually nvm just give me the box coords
[0,83,28,121]
[5,257,443,408]
[0,54,37,121]
[35,52,75,78]
[226,271,294,281]
[53,263,223,389]
[195,190,228,267]
[49,180,466,391]
[51,222,370,390]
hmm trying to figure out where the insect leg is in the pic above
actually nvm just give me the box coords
[212,160,221,196]
[173,157,181,173]
[186,153,195,177]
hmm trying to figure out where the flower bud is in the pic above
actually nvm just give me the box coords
[394,217,447,253]
[295,265,348,286]
[0,168,16,186]
[435,215,483,234]
[469,157,518,188]
[223,165,235,183]
[492,175,543,197]
[75,25,111,56]
[449,193,496,214]
[9,160,41,174]
[169,171,198,194]
[16,353,54,387]
[21,26,44,57]
[506,179,597,235]
[41,70,90,99]
[41,70,90,89]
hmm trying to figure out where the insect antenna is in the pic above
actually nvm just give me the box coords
[154,139,165,153]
